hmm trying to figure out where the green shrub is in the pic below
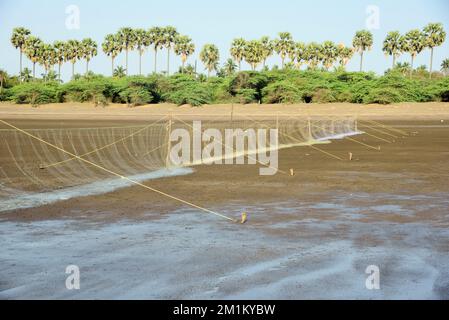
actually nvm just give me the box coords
[262,81,302,104]
[9,82,60,106]
[119,87,153,107]
[363,87,403,104]
[163,83,212,106]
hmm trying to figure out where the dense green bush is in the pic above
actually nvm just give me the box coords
[2,70,448,106]
[8,82,60,106]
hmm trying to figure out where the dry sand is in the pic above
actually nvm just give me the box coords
[0,103,449,299]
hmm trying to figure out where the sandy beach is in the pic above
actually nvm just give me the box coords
[1,102,449,299]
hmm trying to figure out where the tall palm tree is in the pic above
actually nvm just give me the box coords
[11,27,31,75]
[295,42,306,69]
[174,35,195,73]
[223,58,237,76]
[102,34,122,76]
[200,44,220,77]
[337,44,354,67]
[244,40,264,70]
[383,31,403,68]
[352,30,373,72]
[402,29,425,74]
[117,27,136,76]
[274,32,295,69]
[134,29,150,75]
[53,41,67,82]
[148,26,164,73]
[65,39,83,78]
[162,26,179,76]
[304,42,323,69]
[24,36,43,78]
[260,36,273,68]
[38,43,57,78]
[423,23,446,77]
[81,38,97,75]
[441,58,449,76]
[321,41,338,70]
[230,38,246,71]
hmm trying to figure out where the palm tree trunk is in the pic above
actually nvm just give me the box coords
[429,47,434,79]
[410,55,415,78]
[182,61,185,74]
[86,60,89,75]
[111,57,115,76]
[359,51,364,72]
[281,57,285,69]
[72,62,75,78]
[20,49,23,77]
[139,50,142,75]
[167,48,170,76]
[125,49,129,76]
[58,63,62,82]
[154,48,157,73]
[32,62,36,79]
[239,60,241,71]
[392,55,396,69]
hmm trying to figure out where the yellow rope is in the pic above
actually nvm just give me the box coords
[0,119,238,223]
[357,121,398,139]
[362,119,409,136]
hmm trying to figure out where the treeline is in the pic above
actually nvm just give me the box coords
[1,69,448,107]
[8,23,447,80]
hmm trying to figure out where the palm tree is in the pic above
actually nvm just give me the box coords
[402,29,425,74]
[383,31,403,68]
[0,69,7,92]
[117,27,136,76]
[294,42,306,69]
[260,36,273,68]
[321,41,338,70]
[81,38,97,75]
[230,38,246,71]
[200,44,220,77]
[113,66,126,78]
[162,26,179,76]
[337,44,354,67]
[102,34,122,76]
[352,30,373,72]
[174,35,195,73]
[223,58,237,76]
[274,32,295,68]
[24,36,43,78]
[304,42,323,69]
[20,68,32,82]
[441,58,449,76]
[65,39,83,78]
[53,41,67,82]
[244,40,264,70]
[11,27,31,75]
[38,43,57,78]
[134,29,150,75]
[148,27,164,73]
[423,23,446,77]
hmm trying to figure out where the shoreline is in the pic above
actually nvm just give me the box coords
[1,102,449,121]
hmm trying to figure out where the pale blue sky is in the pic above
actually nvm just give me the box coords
[0,0,448,81]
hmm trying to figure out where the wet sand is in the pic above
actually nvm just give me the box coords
[1,104,449,299]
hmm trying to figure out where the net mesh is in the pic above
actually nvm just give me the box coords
[0,116,358,195]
